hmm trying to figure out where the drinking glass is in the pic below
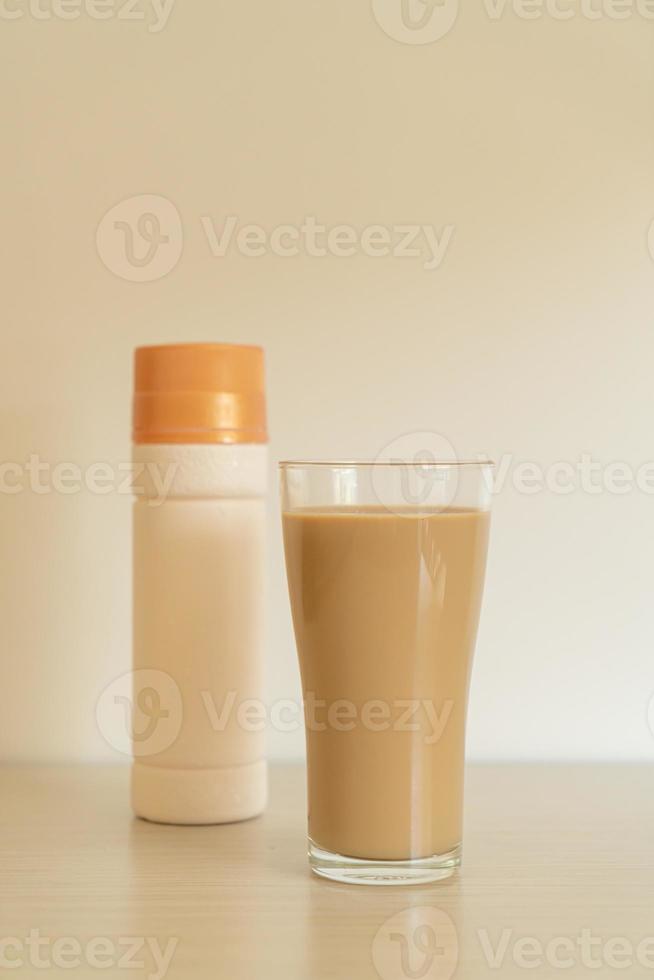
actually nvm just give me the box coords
[280,459,492,885]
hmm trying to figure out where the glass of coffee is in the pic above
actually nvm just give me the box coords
[280,459,492,885]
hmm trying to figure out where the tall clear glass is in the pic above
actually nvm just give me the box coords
[280,459,493,885]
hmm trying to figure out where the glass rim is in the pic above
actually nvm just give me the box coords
[278,459,494,469]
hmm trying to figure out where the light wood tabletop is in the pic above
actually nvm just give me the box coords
[2,764,653,979]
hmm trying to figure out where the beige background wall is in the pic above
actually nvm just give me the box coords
[1,1,653,762]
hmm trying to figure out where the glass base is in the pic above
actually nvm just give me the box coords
[308,839,461,886]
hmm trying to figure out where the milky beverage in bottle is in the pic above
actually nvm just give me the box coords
[131,343,268,825]
[282,506,490,861]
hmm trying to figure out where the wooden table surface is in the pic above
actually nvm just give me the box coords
[2,764,653,979]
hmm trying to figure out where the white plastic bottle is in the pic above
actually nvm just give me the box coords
[131,343,268,824]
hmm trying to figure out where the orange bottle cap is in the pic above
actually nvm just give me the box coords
[133,343,268,445]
